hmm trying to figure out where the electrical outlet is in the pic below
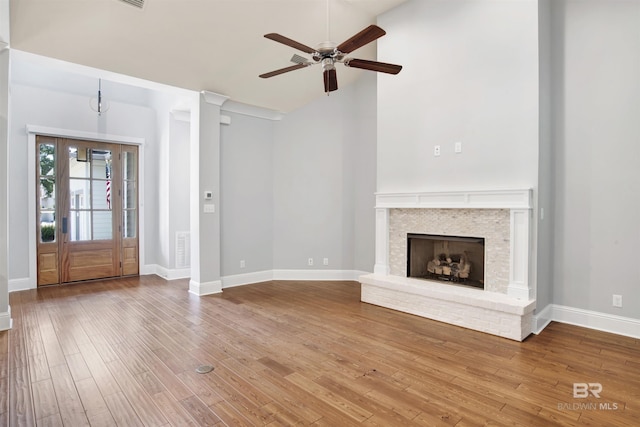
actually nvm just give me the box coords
[434,145,441,156]
[612,294,622,308]
[308,258,314,266]
[240,260,245,268]
[323,258,329,266]
[454,141,462,153]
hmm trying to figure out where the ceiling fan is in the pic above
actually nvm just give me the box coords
[259,24,402,93]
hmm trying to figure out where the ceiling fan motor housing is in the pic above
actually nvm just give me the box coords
[321,58,335,71]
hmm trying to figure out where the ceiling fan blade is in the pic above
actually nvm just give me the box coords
[259,63,308,78]
[264,33,315,54]
[336,25,386,54]
[323,69,338,93]
[345,58,402,75]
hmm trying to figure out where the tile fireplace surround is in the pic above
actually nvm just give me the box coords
[359,189,536,341]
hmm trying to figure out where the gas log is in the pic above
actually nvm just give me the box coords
[426,253,471,281]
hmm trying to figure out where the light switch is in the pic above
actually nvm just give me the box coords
[204,204,215,213]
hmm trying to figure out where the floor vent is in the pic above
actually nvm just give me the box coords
[118,0,145,9]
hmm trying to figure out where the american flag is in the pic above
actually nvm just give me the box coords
[105,161,111,209]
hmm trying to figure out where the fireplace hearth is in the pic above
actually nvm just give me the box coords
[407,233,485,289]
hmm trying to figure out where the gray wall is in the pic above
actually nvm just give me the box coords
[220,112,274,276]
[536,0,554,311]
[550,0,640,318]
[273,75,376,272]
[377,0,540,194]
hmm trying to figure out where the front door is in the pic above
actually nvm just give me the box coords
[36,136,139,285]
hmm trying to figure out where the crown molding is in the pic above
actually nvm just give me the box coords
[201,91,229,106]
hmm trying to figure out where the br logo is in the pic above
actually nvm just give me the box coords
[573,383,602,398]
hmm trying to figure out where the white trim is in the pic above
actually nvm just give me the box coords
[221,100,285,121]
[534,304,640,339]
[153,265,191,281]
[531,304,554,334]
[189,279,222,296]
[9,277,34,292]
[375,189,532,210]
[273,269,369,281]
[26,125,145,146]
[507,208,533,300]
[0,306,12,331]
[373,208,390,275]
[222,270,274,288]
[201,91,229,106]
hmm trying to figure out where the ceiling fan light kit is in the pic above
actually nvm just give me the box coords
[259,24,402,94]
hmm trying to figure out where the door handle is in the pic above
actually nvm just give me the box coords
[62,217,68,234]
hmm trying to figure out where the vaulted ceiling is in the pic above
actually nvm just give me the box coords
[9,0,407,112]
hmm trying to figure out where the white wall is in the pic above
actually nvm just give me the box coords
[550,0,640,319]
[220,112,274,276]
[377,0,539,193]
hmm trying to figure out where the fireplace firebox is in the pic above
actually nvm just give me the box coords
[407,233,485,289]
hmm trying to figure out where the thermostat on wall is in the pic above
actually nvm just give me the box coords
[204,191,213,200]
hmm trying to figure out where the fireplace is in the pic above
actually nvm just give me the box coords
[360,189,536,341]
[407,234,485,289]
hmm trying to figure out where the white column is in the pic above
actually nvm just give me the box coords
[0,0,11,330]
[507,208,533,300]
[373,208,390,275]
[189,91,228,296]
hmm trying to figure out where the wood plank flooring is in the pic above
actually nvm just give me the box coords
[1,276,638,426]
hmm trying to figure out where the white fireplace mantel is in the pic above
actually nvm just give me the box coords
[364,189,535,341]
[373,189,534,300]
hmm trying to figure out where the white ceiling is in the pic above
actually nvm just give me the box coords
[9,0,407,112]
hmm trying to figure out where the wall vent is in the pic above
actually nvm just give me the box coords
[176,231,190,269]
[118,0,145,9]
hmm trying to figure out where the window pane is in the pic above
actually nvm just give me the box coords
[69,147,91,178]
[124,181,136,209]
[124,151,136,180]
[39,144,55,177]
[69,179,90,209]
[92,179,111,210]
[93,211,113,240]
[70,211,91,241]
[40,179,56,210]
[123,210,136,238]
[40,211,56,243]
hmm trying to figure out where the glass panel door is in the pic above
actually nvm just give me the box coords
[60,140,120,283]
[36,136,139,285]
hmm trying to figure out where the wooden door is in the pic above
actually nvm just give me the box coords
[36,136,139,285]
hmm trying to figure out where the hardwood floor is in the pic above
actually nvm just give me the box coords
[1,276,638,426]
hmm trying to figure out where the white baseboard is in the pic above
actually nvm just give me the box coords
[189,279,222,296]
[533,304,640,339]
[153,265,191,281]
[532,304,553,334]
[222,270,273,289]
[9,277,35,292]
[0,306,12,331]
[272,269,370,281]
